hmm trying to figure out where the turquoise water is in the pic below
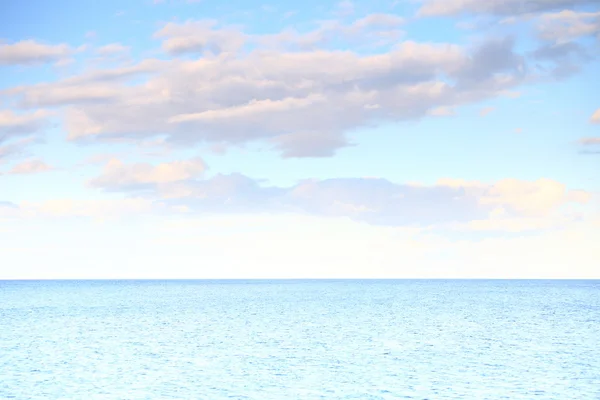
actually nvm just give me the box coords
[1,280,599,399]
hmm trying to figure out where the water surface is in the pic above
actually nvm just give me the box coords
[1,280,599,399]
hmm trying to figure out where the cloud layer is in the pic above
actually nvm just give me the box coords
[2,18,547,158]
[83,158,594,231]
[3,2,596,159]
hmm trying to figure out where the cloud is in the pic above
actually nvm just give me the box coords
[18,198,160,219]
[0,110,51,143]
[4,59,164,109]
[464,213,571,233]
[0,201,18,209]
[272,130,352,158]
[11,32,531,157]
[417,0,597,17]
[476,178,587,216]
[417,1,599,81]
[531,41,588,61]
[479,106,494,116]
[590,108,600,124]
[1,16,586,158]
[0,201,20,219]
[169,94,325,123]
[154,20,247,56]
[96,43,131,55]
[579,137,600,147]
[155,13,405,57]
[352,13,405,29]
[535,10,600,43]
[335,0,355,17]
[0,40,72,65]
[8,158,52,175]
[89,157,207,190]
[529,40,592,79]
[87,161,591,229]
[256,14,405,51]
[427,106,455,116]
[0,137,34,163]
[453,36,526,86]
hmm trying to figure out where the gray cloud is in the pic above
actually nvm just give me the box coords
[530,40,592,78]
[418,2,599,85]
[532,41,588,60]
[454,36,526,88]
[272,131,353,158]
[417,0,597,17]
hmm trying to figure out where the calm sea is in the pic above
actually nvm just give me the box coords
[1,280,599,399]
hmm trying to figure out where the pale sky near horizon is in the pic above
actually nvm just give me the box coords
[1,0,599,279]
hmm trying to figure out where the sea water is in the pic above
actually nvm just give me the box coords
[1,280,599,399]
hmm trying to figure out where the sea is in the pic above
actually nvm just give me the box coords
[1,280,599,399]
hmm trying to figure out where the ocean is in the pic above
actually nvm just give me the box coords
[1,280,599,399]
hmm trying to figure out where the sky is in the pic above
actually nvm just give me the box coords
[0,0,599,279]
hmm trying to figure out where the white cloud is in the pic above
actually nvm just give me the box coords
[169,94,325,123]
[453,178,590,217]
[8,158,52,175]
[0,40,72,65]
[256,15,406,51]
[479,106,495,116]
[536,10,600,43]
[19,198,157,219]
[427,106,455,116]
[352,13,405,30]
[154,20,247,55]
[580,137,600,145]
[590,108,600,124]
[89,158,207,189]
[7,59,164,108]
[96,43,131,55]
[335,0,355,17]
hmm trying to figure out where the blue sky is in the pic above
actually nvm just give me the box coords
[1,0,599,279]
